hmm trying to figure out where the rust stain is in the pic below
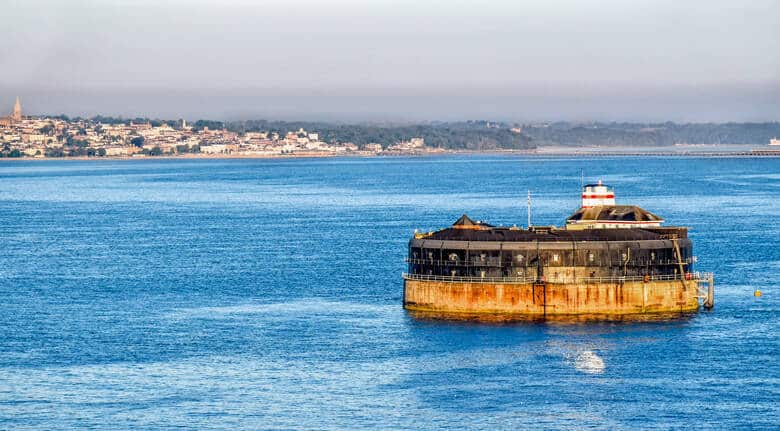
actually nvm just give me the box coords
[404,279,699,317]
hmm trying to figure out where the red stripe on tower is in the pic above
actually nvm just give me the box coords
[581,180,616,208]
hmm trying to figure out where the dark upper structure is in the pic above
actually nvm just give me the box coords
[406,183,693,281]
[452,214,493,230]
[566,205,664,225]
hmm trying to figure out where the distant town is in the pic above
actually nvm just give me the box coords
[0,97,444,159]
[2,97,780,159]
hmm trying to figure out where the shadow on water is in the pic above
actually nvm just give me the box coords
[405,309,699,326]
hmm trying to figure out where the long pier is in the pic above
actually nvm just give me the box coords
[528,150,780,157]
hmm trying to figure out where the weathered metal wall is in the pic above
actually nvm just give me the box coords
[403,278,700,316]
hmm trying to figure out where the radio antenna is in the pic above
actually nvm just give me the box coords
[527,190,532,228]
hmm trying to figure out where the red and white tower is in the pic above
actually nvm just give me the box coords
[581,180,615,208]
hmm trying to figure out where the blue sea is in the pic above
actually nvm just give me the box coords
[0,156,777,430]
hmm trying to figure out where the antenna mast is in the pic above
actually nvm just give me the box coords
[527,190,532,228]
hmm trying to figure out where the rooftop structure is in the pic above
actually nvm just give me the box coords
[581,180,614,208]
[566,205,664,229]
[567,184,663,229]
[451,214,493,230]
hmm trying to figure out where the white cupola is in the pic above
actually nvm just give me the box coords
[581,180,615,208]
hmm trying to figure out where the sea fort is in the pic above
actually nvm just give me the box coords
[403,182,714,319]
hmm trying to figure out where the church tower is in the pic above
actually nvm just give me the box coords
[12,96,22,121]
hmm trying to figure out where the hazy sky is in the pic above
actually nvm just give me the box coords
[1,0,778,122]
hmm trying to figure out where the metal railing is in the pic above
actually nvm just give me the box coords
[402,273,537,284]
[577,272,713,283]
[405,257,697,267]
[405,258,503,267]
[402,271,714,284]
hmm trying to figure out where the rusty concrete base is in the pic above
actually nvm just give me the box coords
[403,279,700,319]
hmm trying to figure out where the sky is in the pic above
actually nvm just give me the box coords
[1,0,778,122]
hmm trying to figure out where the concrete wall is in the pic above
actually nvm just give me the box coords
[403,278,700,316]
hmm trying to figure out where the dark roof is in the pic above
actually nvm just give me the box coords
[422,226,686,242]
[566,205,663,222]
[452,214,494,228]
[453,214,477,226]
[584,183,612,188]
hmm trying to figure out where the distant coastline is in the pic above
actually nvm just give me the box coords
[2,147,779,161]
[2,102,779,160]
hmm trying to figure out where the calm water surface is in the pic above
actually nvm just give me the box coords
[0,156,778,430]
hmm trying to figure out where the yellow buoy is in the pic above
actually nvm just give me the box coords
[754,290,762,297]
